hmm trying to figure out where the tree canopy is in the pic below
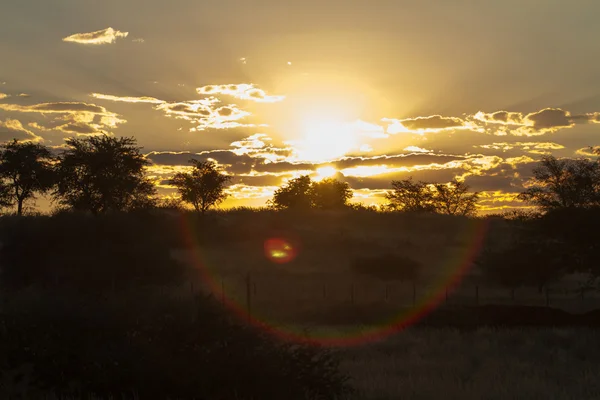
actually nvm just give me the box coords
[432,180,480,216]
[54,135,156,214]
[170,159,231,214]
[518,155,600,211]
[0,139,55,215]
[385,177,479,216]
[270,175,353,210]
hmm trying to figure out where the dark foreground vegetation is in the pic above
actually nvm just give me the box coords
[2,136,600,397]
[0,208,599,398]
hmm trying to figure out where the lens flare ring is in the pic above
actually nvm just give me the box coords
[179,215,489,347]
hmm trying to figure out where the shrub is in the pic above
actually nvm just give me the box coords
[0,291,353,399]
[351,253,421,281]
[0,213,185,290]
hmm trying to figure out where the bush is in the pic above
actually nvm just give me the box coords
[0,291,352,399]
[351,253,421,281]
[0,213,185,290]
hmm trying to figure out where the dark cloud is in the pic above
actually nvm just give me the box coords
[525,108,572,130]
[400,115,465,130]
[333,153,466,169]
[0,102,108,114]
[0,119,43,143]
[57,122,99,135]
[342,167,465,190]
[217,106,234,117]
[147,150,256,174]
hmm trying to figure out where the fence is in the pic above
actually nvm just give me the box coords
[184,272,600,323]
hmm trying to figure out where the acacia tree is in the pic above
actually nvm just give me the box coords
[55,135,156,214]
[0,139,55,215]
[310,178,353,209]
[518,155,600,211]
[0,181,12,212]
[385,178,435,212]
[170,160,231,214]
[270,175,353,210]
[432,180,479,216]
[270,175,313,210]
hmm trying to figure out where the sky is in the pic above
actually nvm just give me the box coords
[2,0,600,212]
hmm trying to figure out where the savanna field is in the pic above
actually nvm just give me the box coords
[2,209,600,399]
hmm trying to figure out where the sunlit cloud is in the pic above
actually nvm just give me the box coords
[91,93,164,104]
[0,101,124,135]
[0,118,43,143]
[62,27,129,45]
[383,115,472,135]
[575,146,600,156]
[93,91,257,131]
[197,84,285,103]
[0,93,9,100]
[404,146,432,153]
[472,108,600,136]
[476,141,565,154]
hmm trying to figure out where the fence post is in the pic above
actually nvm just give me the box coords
[221,279,225,304]
[253,281,257,296]
[190,281,194,294]
[245,273,252,319]
[412,281,416,307]
[545,288,550,307]
[475,286,479,306]
[385,284,390,302]
[581,287,585,301]
[445,287,448,303]
[350,283,355,305]
[511,288,515,302]
[322,284,327,300]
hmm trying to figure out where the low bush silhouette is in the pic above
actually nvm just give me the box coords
[0,213,185,291]
[351,253,421,281]
[0,291,352,399]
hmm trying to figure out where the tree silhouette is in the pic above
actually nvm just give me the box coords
[310,178,353,209]
[0,139,55,215]
[432,179,479,216]
[54,135,156,214]
[270,175,313,210]
[478,231,569,293]
[270,175,353,210]
[0,181,12,212]
[518,155,600,211]
[170,160,231,214]
[385,177,435,212]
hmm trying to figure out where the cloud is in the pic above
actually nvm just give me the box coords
[93,92,256,131]
[62,27,129,45]
[0,119,43,143]
[197,84,285,103]
[0,93,9,100]
[404,146,432,153]
[576,146,600,156]
[472,108,600,136]
[383,115,469,134]
[91,93,164,104]
[0,101,125,135]
[476,141,565,154]
[156,100,253,130]
[381,107,600,138]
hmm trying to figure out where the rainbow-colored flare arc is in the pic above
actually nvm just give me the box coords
[179,215,489,347]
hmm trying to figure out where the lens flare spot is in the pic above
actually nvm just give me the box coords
[265,238,297,264]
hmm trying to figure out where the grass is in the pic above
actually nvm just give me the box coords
[335,327,600,399]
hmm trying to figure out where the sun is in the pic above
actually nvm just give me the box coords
[315,166,338,181]
[291,115,359,162]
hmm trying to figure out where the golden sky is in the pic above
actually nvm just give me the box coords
[2,0,600,213]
